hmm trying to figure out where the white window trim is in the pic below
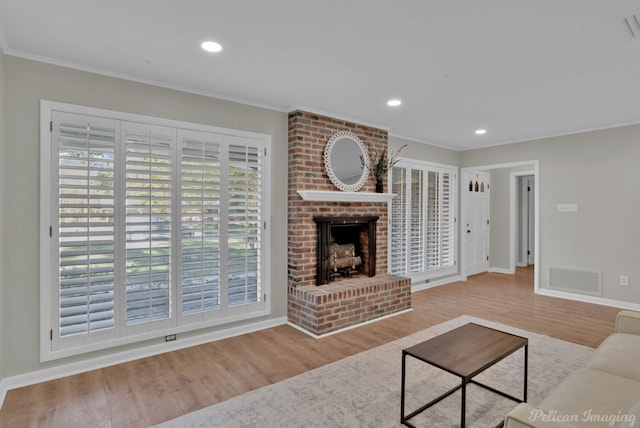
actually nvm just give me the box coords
[387,157,458,282]
[40,100,271,362]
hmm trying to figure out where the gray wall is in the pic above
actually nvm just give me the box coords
[0,50,6,380]
[1,56,288,377]
[389,135,459,166]
[461,126,640,303]
[489,168,512,270]
[3,51,640,382]
[488,166,534,271]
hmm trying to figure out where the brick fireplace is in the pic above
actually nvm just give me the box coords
[287,110,411,336]
[314,215,378,285]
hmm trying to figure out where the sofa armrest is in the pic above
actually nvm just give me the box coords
[615,311,640,335]
[505,403,578,428]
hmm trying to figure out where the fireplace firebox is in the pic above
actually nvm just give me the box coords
[314,216,378,285]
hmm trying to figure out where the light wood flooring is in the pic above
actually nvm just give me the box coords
[0,267,622,427]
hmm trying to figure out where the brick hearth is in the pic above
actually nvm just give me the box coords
[287,110,411,335]
[288,274,411,335]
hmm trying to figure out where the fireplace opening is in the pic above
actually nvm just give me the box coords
[314,216,378,285]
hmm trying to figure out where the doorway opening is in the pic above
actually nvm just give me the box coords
[461,161,539,291]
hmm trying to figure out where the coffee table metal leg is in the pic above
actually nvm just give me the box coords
[461,379,466,427]
[401,351,406,424]
[524,344,528,402]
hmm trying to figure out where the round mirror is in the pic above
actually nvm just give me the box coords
[324,131,370,192]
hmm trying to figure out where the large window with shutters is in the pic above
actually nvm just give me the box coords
[40,101,270,360]
[389,160,457,282]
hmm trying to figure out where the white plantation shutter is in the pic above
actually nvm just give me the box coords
[55,112,117,339]
[389,161,456,281]
[227,143,262,307]
[390,166,407,275]
[123,122,174,326]
[439,172,455,269]
[410,169,425,273]
[43,102,270,359]
[425,171,455,271]
[179,130,221,316]
[426,171,440,271]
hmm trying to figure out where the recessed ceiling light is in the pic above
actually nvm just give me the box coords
[475,129,487,135]
[387,99,402,107]
[201,41,223,53]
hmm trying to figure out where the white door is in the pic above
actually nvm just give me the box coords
[464,172,490,276]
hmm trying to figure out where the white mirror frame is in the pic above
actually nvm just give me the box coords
[324,131,370,192]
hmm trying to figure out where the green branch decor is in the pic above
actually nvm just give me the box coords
[368,144,407,183]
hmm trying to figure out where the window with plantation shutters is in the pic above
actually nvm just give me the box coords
[427,171,455,272]
[179,130,222,317]
[390,166,407,275]
[227,144,262,307]
[55,112,118,340]
[389,160,457,281]
[123,122,174,328]
[41,102,270,360]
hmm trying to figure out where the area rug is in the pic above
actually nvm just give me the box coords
[153,315,594,428]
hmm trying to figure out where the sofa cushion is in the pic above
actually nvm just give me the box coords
[586,333,640,382]
[616,311,640,335]
[538,368,640,427]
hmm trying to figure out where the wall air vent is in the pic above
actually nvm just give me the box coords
[549,267,602,297]
[622,11,640,39]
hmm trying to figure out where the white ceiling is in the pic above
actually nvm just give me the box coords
[1,1,640,150]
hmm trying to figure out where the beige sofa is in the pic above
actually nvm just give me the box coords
[505,310,640,428]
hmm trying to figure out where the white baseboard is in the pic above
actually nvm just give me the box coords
[0,378,8,410]
[536,288,640,312]
[411,275,461,292]
[489,267,515,274]
[0,316,288,409]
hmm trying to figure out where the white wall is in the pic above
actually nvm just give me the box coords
[1,56,288,378]
[461,126,640,304]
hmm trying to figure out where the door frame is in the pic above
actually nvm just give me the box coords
[460,161,539,292]
[511,172,535,270]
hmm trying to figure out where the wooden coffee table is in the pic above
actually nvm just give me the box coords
[401,323,528,427]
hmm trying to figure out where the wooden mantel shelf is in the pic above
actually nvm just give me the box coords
[297,190,396,202]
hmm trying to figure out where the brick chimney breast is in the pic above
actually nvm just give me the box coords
[287,111,410,336]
